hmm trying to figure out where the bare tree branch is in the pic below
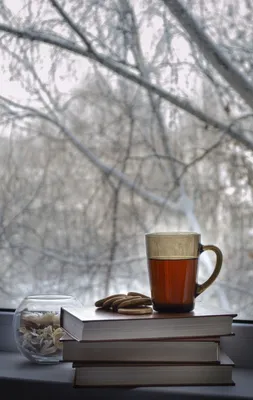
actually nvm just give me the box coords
[162,0,253,109]
[49,0,93,52]
[0,22,252,151]
[0,94,181,212]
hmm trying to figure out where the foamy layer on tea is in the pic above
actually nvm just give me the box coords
[145,232,200,260]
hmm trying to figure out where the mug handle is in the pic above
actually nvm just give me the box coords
[195,244,223,297]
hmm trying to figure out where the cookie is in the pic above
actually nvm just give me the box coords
[119,297,152,308]
[102,295,127,309]
[127,292,151,299]
[94,292,153,314]
[111,296,128,311]
[117,307,153,315]
[94,294,125,308]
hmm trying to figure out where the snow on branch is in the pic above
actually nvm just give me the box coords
[0,22,252,151]
[163,0,253,109]
[0,95,181,212]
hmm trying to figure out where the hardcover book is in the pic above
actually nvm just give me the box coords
[72,351,235,387]
[61,333,221,363]
[60,303,237,341]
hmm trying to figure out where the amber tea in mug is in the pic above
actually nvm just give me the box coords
[145,232,222,312]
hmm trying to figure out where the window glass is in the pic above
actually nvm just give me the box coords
[0,0,252,319]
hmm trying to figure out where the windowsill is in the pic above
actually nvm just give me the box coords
[1,312,253,399]
[1,351,253,400]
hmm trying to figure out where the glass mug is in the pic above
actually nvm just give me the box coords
[145,232,223,313]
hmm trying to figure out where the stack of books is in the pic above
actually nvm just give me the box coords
[60,303,237,387]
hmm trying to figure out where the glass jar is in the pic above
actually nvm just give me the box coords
[13,294,80,364]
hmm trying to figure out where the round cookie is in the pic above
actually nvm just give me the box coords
[127,292,151,299]
[95,294,125,308]
[102,295,127,309]
[119,296,152,308]
[117,307,153,315]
